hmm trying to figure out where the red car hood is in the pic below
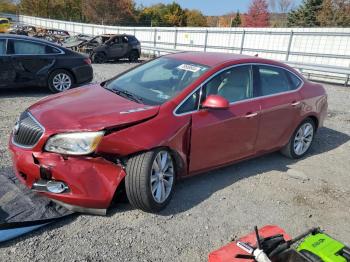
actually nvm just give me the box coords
[29,85,159,133]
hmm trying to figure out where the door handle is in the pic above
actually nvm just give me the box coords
[245,112,258,118]
[291,101,301,106]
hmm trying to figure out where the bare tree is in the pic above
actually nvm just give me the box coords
[270,0,294,13]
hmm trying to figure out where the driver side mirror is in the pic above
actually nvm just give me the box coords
[202,95,229,110]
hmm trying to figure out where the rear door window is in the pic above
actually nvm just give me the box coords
[0,39,6,55]
[257,65,299,96]
[13,40,46,55]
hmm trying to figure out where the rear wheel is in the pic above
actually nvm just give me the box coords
[128,50,139,62]
[125,149,175,212]
[281,118,315,159]
[48,69,74,93]
[92,52,107,63]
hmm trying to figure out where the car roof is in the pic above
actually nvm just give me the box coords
[0,34,63,47]
[166,51,283,68]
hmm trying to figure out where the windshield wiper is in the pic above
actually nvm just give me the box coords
[111,88,144,104]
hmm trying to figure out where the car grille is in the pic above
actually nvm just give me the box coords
[13,112,44,148]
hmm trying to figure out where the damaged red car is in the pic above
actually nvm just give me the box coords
[9,52,328,214]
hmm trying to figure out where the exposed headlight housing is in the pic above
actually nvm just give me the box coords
[44,131,104,155]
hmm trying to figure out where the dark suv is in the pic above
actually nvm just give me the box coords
[91,34,141,63]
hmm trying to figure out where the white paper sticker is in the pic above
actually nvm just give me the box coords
[177,64,202,73]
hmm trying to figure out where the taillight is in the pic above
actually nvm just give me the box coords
[84,58,92,65]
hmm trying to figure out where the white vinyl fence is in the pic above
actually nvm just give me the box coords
[19,15,350,85]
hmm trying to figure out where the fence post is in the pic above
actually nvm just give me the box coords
[204,29,209,52]
[240,30,246,54]
[153,28,158,56]
[153,28,157,47]
[174,28,178,49]
[286,31,294,61]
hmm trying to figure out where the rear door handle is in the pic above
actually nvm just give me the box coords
[291,101,301,106]
[245,112,258,118]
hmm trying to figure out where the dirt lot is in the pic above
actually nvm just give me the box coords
[0,62,349,262]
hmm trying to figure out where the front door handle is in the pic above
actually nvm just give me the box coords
[291,101,301,106]
[245,112,258,118]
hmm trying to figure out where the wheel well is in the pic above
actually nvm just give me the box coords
[131,49,140,56]
[49,68,76,84]
[307,115,319,131]
[110,146,185,206]
[124,147,186,177]
[95,51,107,56]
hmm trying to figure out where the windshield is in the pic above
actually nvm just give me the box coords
[104,57,210,105]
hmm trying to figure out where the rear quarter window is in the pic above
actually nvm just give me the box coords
[45,45,62,54]
[287,71,302,90]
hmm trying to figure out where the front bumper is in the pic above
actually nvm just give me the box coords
[9,140,126,212]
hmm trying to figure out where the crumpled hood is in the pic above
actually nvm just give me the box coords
[29,85,159,133]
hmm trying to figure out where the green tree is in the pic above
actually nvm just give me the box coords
[137,2,186,27]
[231,11,242,27]
[19,0,84,21]
[137,4,166,26]
[185,9,207,27]
[163,2,186,26]
[287,0,324,27]
[0,0,17,14]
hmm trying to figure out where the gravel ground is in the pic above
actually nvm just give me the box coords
[0,62,350,262]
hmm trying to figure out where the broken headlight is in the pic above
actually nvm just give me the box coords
[45,131,104,155]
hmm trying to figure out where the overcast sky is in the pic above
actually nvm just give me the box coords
[135,0,302,16]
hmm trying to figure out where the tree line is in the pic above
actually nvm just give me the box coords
[0,0,349,27]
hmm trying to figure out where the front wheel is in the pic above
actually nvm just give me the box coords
[125,149,176,212]
[281,118,316,159]
[92,52,107,63]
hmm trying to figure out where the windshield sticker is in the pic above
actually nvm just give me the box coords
[157,94,170,100]
[177,64,202,73]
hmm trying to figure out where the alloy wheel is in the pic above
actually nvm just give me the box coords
[150,151,174,204]
[293,122,314,156]
[52,73,72,92]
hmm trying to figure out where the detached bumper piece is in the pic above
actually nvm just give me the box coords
[0,171,74,244]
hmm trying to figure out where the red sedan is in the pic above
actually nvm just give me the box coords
[9,52,328,214]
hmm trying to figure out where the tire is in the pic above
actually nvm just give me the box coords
[280,118,316,159]
[92,52,107,64]
[128,50,139,62]
[48,69,74,93]
[125,149,176,212]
